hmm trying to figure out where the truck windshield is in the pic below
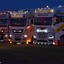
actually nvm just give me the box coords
[0,19,7,27]
[34,17,52,25]
[10,18,26,26]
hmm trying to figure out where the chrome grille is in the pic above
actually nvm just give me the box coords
[14,35,21,41]
[37,32,48,38]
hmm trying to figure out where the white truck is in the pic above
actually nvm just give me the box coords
[0,12,9,43]
[53,6,64,46]
[9,10,28,44]
[33,8,55,45]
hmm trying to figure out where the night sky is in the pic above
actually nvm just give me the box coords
[0,0,64,11]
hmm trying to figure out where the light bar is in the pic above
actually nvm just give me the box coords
[37,29,48,33]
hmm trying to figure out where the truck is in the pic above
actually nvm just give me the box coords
[53,6,64,46]
[0,12,9,43]
[9,10,28,44]
[33,8,55,45]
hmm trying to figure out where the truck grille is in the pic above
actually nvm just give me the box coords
[37,33,48,38]
[37,40,48,42]
[15,39,21,41]
[14,35,21,41]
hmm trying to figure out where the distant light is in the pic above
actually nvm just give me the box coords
[46,5,50,9]
[46,5,49,8]
[50,9,54,12]
[58,5,62,7]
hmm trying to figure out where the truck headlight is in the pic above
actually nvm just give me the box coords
[37,29,48,33]
[44,29,48,33]
[2,30,4,32]
[9,35,12,37]
[53,42,55,45]
[24,35,27,37]
[5,35,8,37]
[19,30,22,32]
[13,30,16,32]
[33,35,36,38]
[37,29,40,32]
[48,36,54,39]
